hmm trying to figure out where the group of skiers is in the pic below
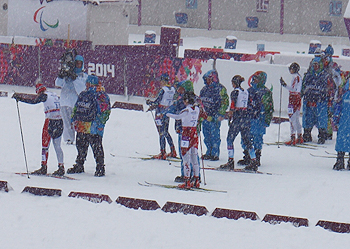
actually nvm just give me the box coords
[146,69,274,189]
[146,44,350,190]
[279,44,350,171]
[12,51,111,177]
[10,44,350,184]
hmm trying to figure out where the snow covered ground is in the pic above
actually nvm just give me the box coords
[1,36,350,248]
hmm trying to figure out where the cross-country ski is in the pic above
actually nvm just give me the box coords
[15,172,77,180]
[138,181,227,193]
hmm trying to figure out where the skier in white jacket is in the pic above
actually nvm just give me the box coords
[55,54,87,144]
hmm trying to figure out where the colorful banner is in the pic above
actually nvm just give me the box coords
[0,43,205,98]
[7,0,87,40]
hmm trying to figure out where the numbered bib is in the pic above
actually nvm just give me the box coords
[181,136,190,148]
[155,114,162,126]
[287,104,294,115]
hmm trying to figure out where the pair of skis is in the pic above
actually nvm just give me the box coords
[265,142,326,150]
[310,151,349,159]
[110,152,182,162]
[203,166,276,175]
[15,172,77,180]
[138,181,227,193]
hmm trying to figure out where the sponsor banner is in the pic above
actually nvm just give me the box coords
[8,0,87,40]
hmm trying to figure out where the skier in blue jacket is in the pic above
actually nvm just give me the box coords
[301,56,332,144]
[238,71,274,170]
[333,75,350,170]
[199,69,229,161]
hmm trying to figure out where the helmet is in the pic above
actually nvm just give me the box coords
[289,62,300,73]
[231,75,244,87]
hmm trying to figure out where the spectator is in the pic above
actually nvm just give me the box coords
[67,75,111,177]
[55,53,87,144]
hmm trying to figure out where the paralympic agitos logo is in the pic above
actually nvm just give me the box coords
[33,6,59,31]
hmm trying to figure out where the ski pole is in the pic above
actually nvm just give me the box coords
[199,129,207,185]
[277,82,283,148]
[15,100,30,178]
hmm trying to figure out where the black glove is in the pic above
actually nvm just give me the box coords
[146,99,152,105]
[280,77,287,87]
[12,93,20,102]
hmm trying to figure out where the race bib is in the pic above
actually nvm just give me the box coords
[287,104,294,115]
[155,115,162,126]
[181,136,190,148]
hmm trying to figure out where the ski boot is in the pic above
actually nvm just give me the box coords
[237,150,250,166]
[285,134,296,146]
[317,128,326,144]
[210,156,219,161]
[32,164,47,175]
[255,149,261,167]
[94,164,105,177]
[152,150,166,160]
[333,152,345,171]
[52,164,65,176]
[178,177,191,189]
[244,159,259,171]
[191,176,200,189]
[303,128,312,143]
[167,146,177,158]
[67,164,84,174]
[296,134,304,144]
[219,159,234,170]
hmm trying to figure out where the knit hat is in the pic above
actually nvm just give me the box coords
[176,80,194,92]
[35,83,46,94]
[86,75,99,85]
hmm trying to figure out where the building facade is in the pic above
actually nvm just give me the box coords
[0,0,349,45]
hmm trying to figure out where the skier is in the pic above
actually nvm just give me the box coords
[200,69,229,161]
[280,62,303,145]
[333,73,350,170]
[55,53,87,145]
[146,73,177,160]
[239,71,274,170]
[301,57,333,144]
[220,75,257,170]
[12,82,65,176]
[166,92,207,189]
[169,80,204,183]
[67,75,111,177]
[321,45,340,140]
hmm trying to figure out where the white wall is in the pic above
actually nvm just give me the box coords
[191,59,307,116]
